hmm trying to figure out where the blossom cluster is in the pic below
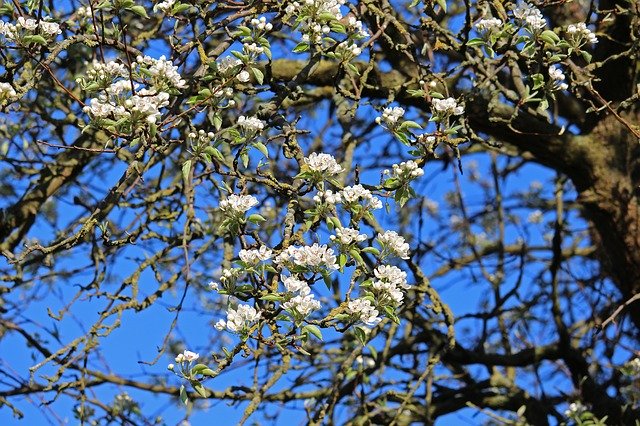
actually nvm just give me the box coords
[330,227,368,248]
[376,231,410,259]
[238,115,266,135]
[338,185,383,211]
[303,152,344,179]
[384,160,424,183]
[370,265,410,305]
[475,18,503,33]
[80,56,186,131]
[215,304,261,335]
[566,22,598,46]
[376,107,405,128]
[238,246,273,265]
[281,275,321,320]
[512,3,546,31]
[0,82,17,104]
[0,16,61,43]
[548,65,568,91]
[347,298,381,326]
[431,97,464,118]
[275,243,339,272]
[283,0,367,58]
[219,194,259,215]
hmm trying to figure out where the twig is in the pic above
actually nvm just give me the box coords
[596,292,640,333]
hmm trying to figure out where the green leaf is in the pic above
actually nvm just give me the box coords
[362,247,380,256]
[260,293,283,301]
[539,30,560,44]
[22,34,47,45]
[338,253,347,269]
[436,0,446,12]
[354,326,367,344]
[302,324,323,340]
[251,67,264,85]
[466,38,485,47]
[182,160,192,183]
[190,363,208,374]
[247,214,266,223]
[201,368,217,376]
[581,50,592,63]
[191,381,208,398]
[128,5,149,18]
[253,142,268,157]
[349,248,364,265]
[293,42,310,53]
[179,384,189,405]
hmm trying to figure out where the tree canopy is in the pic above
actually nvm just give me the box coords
[0,0,639,424]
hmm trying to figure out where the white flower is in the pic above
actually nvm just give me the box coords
[387,160,424,182]
[208,281,220,291]
[304,152,344,178]
[154,0,176,13]
[250,16,273,32]
[431,97,464,116]
[528,209,543,224]
[243,42,265,57]
[371,265,410,305]
[475,18,503,32]
[564,402,587,417]
[216,304,261,333]
[219,194,259,215]
[175,350,199,363]
[217,56,242,76]
[275,243,339,271]
[347,298,381,326]
[282,275,310,294]
[313,190,341,205]
[338,185,382,210]
[566,22,598,44]
[237,70,250,82]
[39,20,62,37]
[513,3,546,30]
[548,65,568,91]
[0,82,17,103]
[239,246,273,264]
[125,89,170,123]
[330,227,368,246]
[376,106,405,127]
[282,293,321,317]
[377,231,410,259]
[135,55,187,89]
[87,60,128,82]
[238,115,265,134]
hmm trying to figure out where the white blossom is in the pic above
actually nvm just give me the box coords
[215,304,261,333]
[154,0,176,13]
[250,16,273,32]
[282,275,310,294]
[338,185,383,210]
[566,22,598,45]
[564,402,587,418]
[376,106,405,127]
[431,97,464,116]
[371,265,410,305]
[475,18,503,32]
[330,228,367,246]
[548,65,568,91]
[134,55,187,89]
[377,231,410,259]
[175,350,199,363]
[237,70,250,82]
[386,160,424,182]
[282,293,321,317]
[313,190,341,205]
[304,152,344,178]
[527,210,543,224]
[238,115,265,134]
[347,298,382,326]
[216,56,243,76]
[513,3,546,30]
[239,246,273,264]
[275,243,339,271]
[0,82,17,103]
[219,194,259,215]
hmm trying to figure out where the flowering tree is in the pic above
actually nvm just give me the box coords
[0,0,639,424]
